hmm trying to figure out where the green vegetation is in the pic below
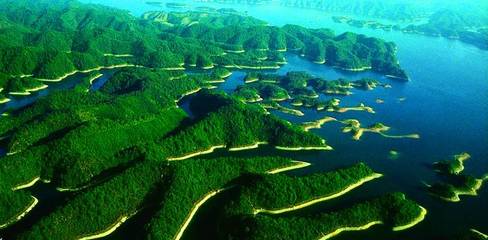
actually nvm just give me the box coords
[428,153,486,202]
[148,12,407,78]
[223,163,381,216]
[18,161,167,239]
[159,91,328,158]
[332,16,398,32]
[280,0,425,21]
[221,192,425,239]
[145,156,298,240]
[332,8,488,51]
[0,0,407,94]
[433,152,470,175]
[0,185,36,229]
[403,10,488,50]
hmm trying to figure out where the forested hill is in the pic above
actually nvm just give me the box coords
[0,0,407,96]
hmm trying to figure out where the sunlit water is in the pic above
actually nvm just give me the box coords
[1,1,487,239]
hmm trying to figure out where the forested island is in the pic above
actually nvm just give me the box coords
[427,153,487,202]
[0,0,408,97]
[0,0,431,239]
[333,9,488,50]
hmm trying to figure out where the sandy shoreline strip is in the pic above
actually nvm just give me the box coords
[303,117,337,132]
[174,187,232,240]
[266,161,311,174]
[379,133,420,139]
[175,88,202,103]
[11,177,41,191]
[228,142,268,151]
[167,145,226,161]
[470,229,488,239]
[103,53,133,57]
[275,145,333,151]
[253,173,382,215]
[37,64,135,82]
[0,196,39,229]
[77,211,138,240]
[319,221,383,240]
[393,206,427,231]
[88,73,104,85]
[0,97,11,104]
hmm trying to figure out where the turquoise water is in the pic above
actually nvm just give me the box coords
[2,1,487,239]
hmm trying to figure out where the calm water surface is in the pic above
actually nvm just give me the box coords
[2,1,487,239]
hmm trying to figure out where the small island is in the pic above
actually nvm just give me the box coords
[427,153,487,202]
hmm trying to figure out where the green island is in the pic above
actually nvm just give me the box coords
[0,0,443,239]
[233,71,390,115]
[220,192,426,240]
[340,119,420,140]
[0,1,409,96]
[223,163,383,216]
[301,117,419,141]
[427,153,487,202]
[331,9,488,51]
[402,9,488,50]
[433,152,470,175]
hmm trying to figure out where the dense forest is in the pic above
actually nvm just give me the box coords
[222,163,380,216]
[0,0,407,97]
[220,192,425,239]
[0,0,433,239]
[428,153,487,202]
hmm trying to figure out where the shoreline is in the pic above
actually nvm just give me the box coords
[88,73,104,85]
[9,84,49,96]
[267,161,311,174]
[174,88,203,103]
[379,132,420,139]
[275,145,333,151]
[319,221,383,240]
[302,117,337,131]
[333,65,372,72]
[173,187,232,240]
[470,229,488,239]
[37,64,135,82]
[0,196,38,229]
[56,185,89,192]
[392,206,427,231]
[0,97,11,104]
[253,173,382,215]
[386,74,409,81]
[12,177,41,191]
[337,104,375,114]
[77,211,138,240]
[228,142,268,151]
[103,53,133,58]
[224,64,280,70]
[167,145,226,161]
[219,72,232,78]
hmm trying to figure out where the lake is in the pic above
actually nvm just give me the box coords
[3,0,487,239]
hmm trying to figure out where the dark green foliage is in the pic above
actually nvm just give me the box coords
[224,163,377,216]
[403,9,488,50]
[158,92,325,157]
[0,186,34,228]
[18,161,168,240]
[145,156,295,240]
[280,0,425,21]
[236,82,289,101]
[428,153,485,202]
[222,192,423,240]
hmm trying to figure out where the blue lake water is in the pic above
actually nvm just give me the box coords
[2,1,487,239]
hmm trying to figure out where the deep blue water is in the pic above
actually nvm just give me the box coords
[3,1,487,239]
